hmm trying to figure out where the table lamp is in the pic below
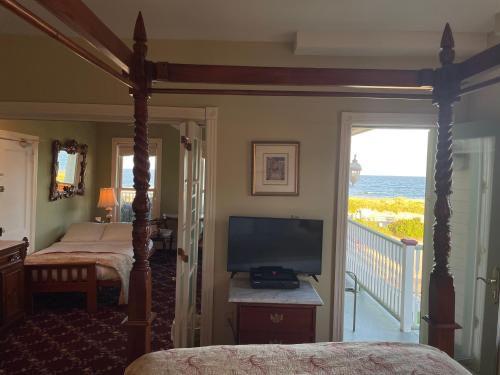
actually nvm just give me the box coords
[97,187,118,223]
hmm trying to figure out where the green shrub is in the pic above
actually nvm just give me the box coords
[348,197,424,215]
[352,217,424,242]
[353,219,393,237]
[387,218,423,241]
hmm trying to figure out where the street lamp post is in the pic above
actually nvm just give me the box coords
[350,155,362,185]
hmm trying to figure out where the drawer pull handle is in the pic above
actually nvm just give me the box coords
[269,339,283,344]
[9,253,21,263]
[269,313,284,324]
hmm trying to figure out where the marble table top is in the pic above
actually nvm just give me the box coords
[228,278,324,306]
[0,240,24,251]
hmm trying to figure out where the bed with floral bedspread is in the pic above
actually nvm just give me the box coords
[125,341,471,375]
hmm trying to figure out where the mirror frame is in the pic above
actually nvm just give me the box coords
[49,139,88,201]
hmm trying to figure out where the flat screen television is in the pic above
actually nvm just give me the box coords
[227,216,323,275]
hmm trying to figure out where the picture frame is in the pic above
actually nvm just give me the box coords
[49,139,88,201]
[251,141,300,196]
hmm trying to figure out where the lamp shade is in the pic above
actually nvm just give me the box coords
[97,188,118,208]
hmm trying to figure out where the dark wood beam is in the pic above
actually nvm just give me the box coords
[459,42,500,80]
[460,75,500,96]
[0,0,135,89]
[155,62,434,88]
[150,87,432,100]
[35,0,132,73]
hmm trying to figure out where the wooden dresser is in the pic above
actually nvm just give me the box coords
[0,239,28,333]
[229,278,323,344]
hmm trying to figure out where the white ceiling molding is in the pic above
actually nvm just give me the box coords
[294,31,487,58]
[0,102,207,124]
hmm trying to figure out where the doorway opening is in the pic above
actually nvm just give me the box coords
[342,126,431,343]
[0,130,38,248]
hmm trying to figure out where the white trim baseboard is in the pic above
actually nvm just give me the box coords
[331,112,436,341]
[0,101,217,346]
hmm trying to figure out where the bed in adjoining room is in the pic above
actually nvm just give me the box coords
[124,341,471,375]
[24,222,150,312]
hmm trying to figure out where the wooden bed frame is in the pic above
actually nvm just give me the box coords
[25,262,121,314]
[3,0,500,364]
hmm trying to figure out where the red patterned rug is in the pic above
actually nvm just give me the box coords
[0,250,178,375]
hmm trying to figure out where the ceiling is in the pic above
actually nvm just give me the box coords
[0,0,499,43]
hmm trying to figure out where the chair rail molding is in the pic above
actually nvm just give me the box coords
[0,101,217,346]
[331,112,436,341]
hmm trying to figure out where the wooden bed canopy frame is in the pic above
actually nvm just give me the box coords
[2,0,500,363]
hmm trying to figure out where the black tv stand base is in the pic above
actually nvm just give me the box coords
[250,267,299,289]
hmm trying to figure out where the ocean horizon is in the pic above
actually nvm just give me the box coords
[122,168,156,187]
[349,175,425,199]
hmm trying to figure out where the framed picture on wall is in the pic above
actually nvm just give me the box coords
[251,141,300,196]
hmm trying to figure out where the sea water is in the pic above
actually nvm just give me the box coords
[349,175,425,199]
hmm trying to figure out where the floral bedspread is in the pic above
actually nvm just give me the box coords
[125,341,471,375]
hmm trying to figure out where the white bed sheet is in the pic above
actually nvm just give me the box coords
[25,240,152,304]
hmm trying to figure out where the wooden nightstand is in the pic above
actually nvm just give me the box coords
[229,278,323,345]
[0,239,28,333]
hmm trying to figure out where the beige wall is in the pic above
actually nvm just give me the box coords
[0,34,443,343]
[0,119,97,250]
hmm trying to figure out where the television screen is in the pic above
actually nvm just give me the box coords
[227,216,323,274]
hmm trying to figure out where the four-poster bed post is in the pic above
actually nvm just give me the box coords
[422,23,461,356]
[124,12,155,362]
[5,0,500,363]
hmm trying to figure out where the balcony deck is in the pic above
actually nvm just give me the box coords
[343,276,419,343]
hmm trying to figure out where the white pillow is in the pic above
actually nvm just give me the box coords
[60,222,106,242]
[100,222,132,241]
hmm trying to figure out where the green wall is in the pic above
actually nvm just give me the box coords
[0,120,179,250]
[0,119,97,250]
[93,123,180,218]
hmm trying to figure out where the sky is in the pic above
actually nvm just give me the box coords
[350,128,429,177]
[122,155,156,170]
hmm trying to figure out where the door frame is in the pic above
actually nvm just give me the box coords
[0,129,39,251]
[0,101,218,346]
[331,112,436,341]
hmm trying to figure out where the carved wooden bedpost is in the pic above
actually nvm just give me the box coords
[425,23,461,357]
[126,12,154,363]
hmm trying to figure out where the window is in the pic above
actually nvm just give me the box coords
[111,138,162,222]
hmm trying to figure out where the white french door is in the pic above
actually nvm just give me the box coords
[0,134,37,248]
[449,123,498,375]
[173,121,204,348]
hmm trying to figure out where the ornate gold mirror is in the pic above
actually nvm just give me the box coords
[49,140,88,201]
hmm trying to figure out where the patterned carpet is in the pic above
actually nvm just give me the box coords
[0,250,178,375]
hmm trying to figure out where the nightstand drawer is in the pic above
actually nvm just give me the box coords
[238,305,314,333]
[0,247,24,267]
[0,240,27,333]
[238,330,314,345]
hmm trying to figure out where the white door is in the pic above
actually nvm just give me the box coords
[449,123,498,375]
[0,137,36,244]
[173,121,203,348]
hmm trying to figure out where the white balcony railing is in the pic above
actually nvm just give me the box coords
[346,219,423,331]
[118,190,154,222]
